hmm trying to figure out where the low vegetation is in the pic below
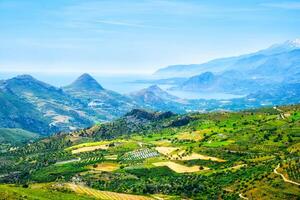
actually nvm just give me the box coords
[0,105,299,199]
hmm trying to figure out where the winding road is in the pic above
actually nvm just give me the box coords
[274,164,300,186]
[237,164,299,200]
[239,193,249,200]
[273,107,286,119]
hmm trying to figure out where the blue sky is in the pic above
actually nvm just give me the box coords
[1,0,300,75]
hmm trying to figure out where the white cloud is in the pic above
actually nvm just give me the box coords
[93,19,166,29]
[262,2,300,10]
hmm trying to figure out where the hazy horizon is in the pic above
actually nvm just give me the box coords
[1,0,300,74]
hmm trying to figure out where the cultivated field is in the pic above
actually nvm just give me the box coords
[177,131,204,141]
[1,105,300,199]
[72,145,108,154]
[66,141,110,154]
[123,148,160,160]
[174,152,226,162]
[155,147,179,156]
[65,183,153,200]
[153,161,208,173]
[66,141,110,151]
[104,155,118,160]
[89,162,120,172]
[288,143,300,153]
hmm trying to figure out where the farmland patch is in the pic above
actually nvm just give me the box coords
[153,161,208,173]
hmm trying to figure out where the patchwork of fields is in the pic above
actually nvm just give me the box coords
[0,105,299,199]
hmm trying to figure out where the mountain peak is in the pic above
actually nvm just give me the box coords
[262,38,300,55]
[146,85,162,92]
[130,84,182,106]
[8,74,48,86]
[178,71,216,91]
[3,74,61,93]
[125,109,174,121]
[78,73,94,80]
[132,84,171,97]
[15,74,36,81]
[66,73,104,91]
[286,38,300,47]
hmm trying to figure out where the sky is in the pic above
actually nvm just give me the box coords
[1,0,300,75]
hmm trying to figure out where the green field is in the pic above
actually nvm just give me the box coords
[0,184,92,200]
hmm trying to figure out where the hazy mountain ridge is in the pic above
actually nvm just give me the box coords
[129,85,189,113]
[155,39,300,95]
[154,39,300,78]
[174,71,264,94]
[1,72,300,136]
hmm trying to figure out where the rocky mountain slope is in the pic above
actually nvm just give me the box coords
[0,75,93,134]
[0,85,57,135]
[0,74,139,135]
[63,73,138,121]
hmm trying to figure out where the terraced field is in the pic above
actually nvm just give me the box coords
[70,144,109,154]
[123,148,160,160]
[104,155,118,160]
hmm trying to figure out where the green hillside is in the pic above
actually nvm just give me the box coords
[0,105,299,199]
[0,90,54,135]
[0,184,92,200]
[0,128,39,145]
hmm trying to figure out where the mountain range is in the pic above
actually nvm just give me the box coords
[0,74,123,135]
[154,39,300,94]
[1,72,299,138]
[0,74,188,136]
[1,39,300,137]
[154,39,300,78]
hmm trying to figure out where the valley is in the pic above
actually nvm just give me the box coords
[0,105,299,199]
